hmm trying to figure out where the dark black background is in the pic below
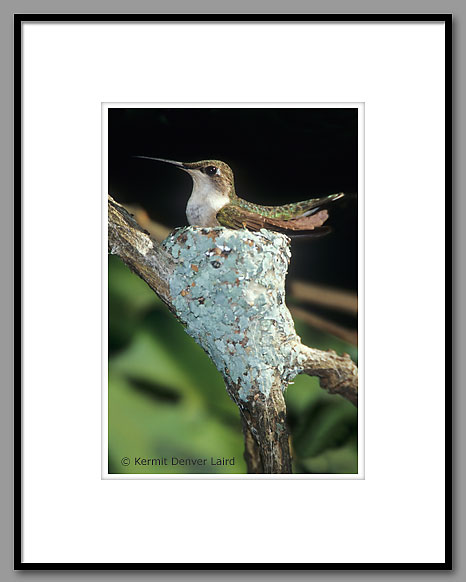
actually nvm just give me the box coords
[108,107,358,292]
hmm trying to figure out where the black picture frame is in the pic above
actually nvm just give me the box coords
[14,13,452,571]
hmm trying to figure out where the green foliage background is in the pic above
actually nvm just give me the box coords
[108,255,358,475]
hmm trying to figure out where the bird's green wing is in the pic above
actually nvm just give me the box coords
[216,203,330,233]
[216,204,266,230]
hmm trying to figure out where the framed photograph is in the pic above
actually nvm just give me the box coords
[104,103,361,479]
[16,14,451,569]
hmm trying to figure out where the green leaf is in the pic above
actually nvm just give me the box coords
[295,441,358,474]
[108,370,246,474]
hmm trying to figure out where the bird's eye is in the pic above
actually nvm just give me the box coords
[204,165,218,176]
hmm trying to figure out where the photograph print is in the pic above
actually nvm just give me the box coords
[106,105,359,476]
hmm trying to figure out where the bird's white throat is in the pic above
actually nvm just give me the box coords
[186,172,229,227]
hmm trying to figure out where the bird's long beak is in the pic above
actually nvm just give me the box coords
[133,156,192,172]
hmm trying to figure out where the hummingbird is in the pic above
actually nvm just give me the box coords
[136,157,345,235]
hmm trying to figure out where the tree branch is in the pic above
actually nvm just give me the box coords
[289,305,358,347]
[108,195,358,473]
[108,196,175,310]
[290,280,358,315]
[299,345,358,407]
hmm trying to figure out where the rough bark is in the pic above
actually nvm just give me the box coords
[108,196,175,310]
[299,345,359,407]
[233,382,292,474]
[241,416,264,474]
[108,195,358,474]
